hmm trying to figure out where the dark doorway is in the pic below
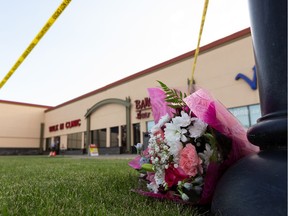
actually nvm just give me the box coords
[54,136,60,155]
[121,125,127,153]
[132,123,140,153]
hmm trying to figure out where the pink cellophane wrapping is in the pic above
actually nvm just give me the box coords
[183,89,259,156]
[128,155,142,170]
[147,88,175,124]
[183,88,260,204]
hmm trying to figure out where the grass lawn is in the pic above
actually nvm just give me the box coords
[0,156,207,216]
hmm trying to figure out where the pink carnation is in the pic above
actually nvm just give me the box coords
[179,144,203,177]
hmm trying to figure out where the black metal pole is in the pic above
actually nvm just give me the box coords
[211,1,287,215]
[247,0,287,148]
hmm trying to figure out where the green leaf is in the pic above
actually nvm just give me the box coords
[156,80,187,108]
[141,163,155,172]
[203,133,219,162]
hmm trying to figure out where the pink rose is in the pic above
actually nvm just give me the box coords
[165,165,188,187]
[179,144,203,177]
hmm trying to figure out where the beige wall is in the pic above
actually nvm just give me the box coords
[0,102,47,148]
[44,32,259,149]
[195,37,259,107]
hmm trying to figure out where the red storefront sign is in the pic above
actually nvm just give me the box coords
[135,97,151,119]
[49,119,81,132]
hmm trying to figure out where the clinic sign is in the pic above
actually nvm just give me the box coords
[135,97,151,119]
[49,119,81,132]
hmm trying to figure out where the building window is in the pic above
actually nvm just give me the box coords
[249,104,261,125]
[91,129,107,148]
[228,104,261,128]
[67,132,82,150]
[110,126,119,147]
[229,106,250,128]
[90,130,96,145]
[146,120,155,132]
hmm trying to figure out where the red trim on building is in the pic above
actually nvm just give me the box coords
[0,99,52,109]
[45,28,251,113]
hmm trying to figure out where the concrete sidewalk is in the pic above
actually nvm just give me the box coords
[59,154,137,160]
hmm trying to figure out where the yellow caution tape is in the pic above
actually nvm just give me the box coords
[0,0,72,89]
[190,0,209,86]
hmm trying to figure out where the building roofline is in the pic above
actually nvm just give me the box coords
[45,27,251,113]
[0,99,53,109]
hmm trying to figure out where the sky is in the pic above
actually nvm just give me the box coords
[0,0,251,106]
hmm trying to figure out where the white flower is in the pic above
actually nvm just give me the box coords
[164,122,188,144]
[183,182,193,190]
[154,146,160,153]
[198,143,213,166]
[188,118,208,139]
[194,186,202,195]
[135,143,143,150]
[150,125,161,135]
[168,141,183,160]
[147,182,158,193]
[172,111,191,127]
[181,193,190,201]
[193,176,204,184]
[150,113,171,134]
[158,113,171,126]
[160,157,166,164]
[154,167,165,186]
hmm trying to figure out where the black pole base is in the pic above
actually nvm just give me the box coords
[247,113,287,149]
[211,150,287,216]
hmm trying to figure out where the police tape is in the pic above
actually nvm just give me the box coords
[0,0,72,89]
[190,0,209,85]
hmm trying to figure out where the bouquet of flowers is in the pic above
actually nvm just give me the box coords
[129,81,259,205]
